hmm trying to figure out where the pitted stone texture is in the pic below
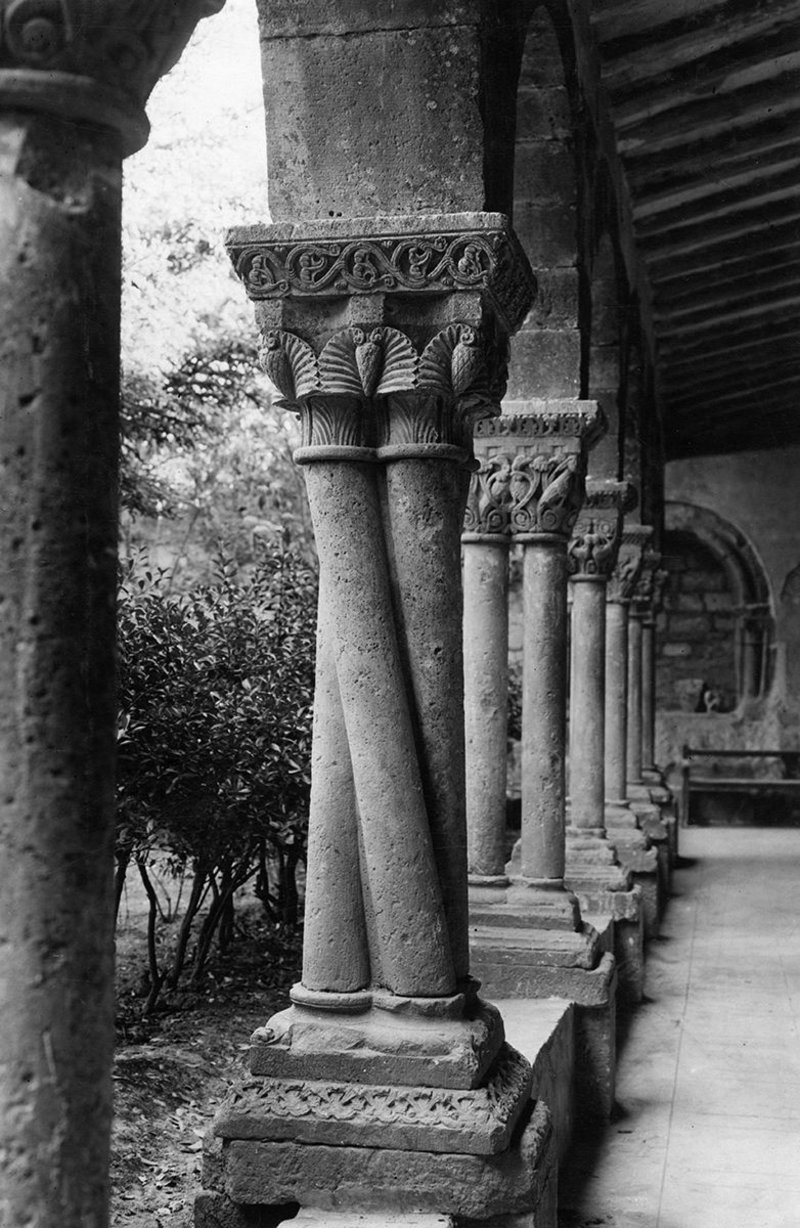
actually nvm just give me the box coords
[248,999,504,1090]
[215,1043,532,1156]
[217,1100,555,1220]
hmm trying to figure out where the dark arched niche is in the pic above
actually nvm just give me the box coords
[657,501,773,712]
[505,2,583,401]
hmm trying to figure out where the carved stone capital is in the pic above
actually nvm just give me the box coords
[262,322,495,460]
[228,214,536,444]
[464,401,603,541]
[607,524,654,605]
[0,1,225,154]
[567,479,636,582]
[631,547,662,614]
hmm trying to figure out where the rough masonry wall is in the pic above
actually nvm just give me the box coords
[657,448,800,765]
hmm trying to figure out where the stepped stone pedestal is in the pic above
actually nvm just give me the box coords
[197,213,557,1227]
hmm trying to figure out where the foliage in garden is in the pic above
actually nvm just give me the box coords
[116,544,317,1012]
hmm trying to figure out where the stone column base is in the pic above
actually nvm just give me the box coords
[470,937,617,1123]
[196,1094,556,1227]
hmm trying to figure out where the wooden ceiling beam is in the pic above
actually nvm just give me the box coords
[616,82,800,158]
[633,150,800,220]
[647,216,800,280]
[597,0,800,88]
[666,369,800,413]
[640,198,800,264]
[625,117,800,197]
[654,262,800,322]
[635,164,800,240]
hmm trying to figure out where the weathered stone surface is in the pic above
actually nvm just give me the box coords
[216,1044,532,1156]
[464,540,510,880]
[471,943,615,1008]
[469,924,598,973]
[219,1099,555,1219]
[292,1214,455,1228]
[248,997,504,1090]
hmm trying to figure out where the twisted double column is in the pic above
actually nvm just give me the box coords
[229,214,535,1011]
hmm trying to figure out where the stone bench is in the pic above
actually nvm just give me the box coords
[680,746,800,825]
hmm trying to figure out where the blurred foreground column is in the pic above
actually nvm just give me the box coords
[0,5,225,1226]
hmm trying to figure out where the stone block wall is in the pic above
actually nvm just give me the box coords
[656,530,737,714]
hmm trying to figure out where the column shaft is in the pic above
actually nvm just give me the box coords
[604,601,629,802]
[641,619,657,771]
[0,115,121,1228]
[301,584,370,993]
[627,613,644,784]
[302,458,455,998]
[569,580,607,830]
[383,457,471,982]
[463,541,510,881]
[521,538,568,882]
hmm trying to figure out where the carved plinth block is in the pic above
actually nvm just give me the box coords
[216,1044,531,1157]
[248,989,504,1090]
[203,1098,555,1222]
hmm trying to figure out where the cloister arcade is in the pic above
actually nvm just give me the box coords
[1,2,799,1226]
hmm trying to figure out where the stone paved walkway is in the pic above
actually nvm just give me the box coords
[557,825,800,1228]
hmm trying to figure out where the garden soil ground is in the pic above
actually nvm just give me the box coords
[112,875,300,1227]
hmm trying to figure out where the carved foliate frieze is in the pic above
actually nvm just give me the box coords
[567,480,635,581]
[228,216,536,334]
[214,1044,532,1155]
[0,0,224,105]
[607,525,653,604]
[262,323,492,453]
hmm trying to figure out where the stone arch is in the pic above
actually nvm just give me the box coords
[658,500,774,711]
[506,1,585,401]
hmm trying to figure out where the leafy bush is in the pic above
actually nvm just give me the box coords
[116,543,317,1011]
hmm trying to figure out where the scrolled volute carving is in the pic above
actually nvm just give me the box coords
[262,324,492,452]
[0,0,225,118]
[228,217,536,334]
[510,452,585,538]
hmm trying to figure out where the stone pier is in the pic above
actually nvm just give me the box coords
[464,404,618,1120]
[0,5,224,1226]
[196,213,560,1226]
[565,480,645,1004]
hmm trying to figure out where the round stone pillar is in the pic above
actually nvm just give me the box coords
[605,598,630,803]
[0,5,225,1225]
[463,537,510,884]
[569,577,608,831]
[627,610,645,785]
[641,615,657,773]
[522,536,570,881]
